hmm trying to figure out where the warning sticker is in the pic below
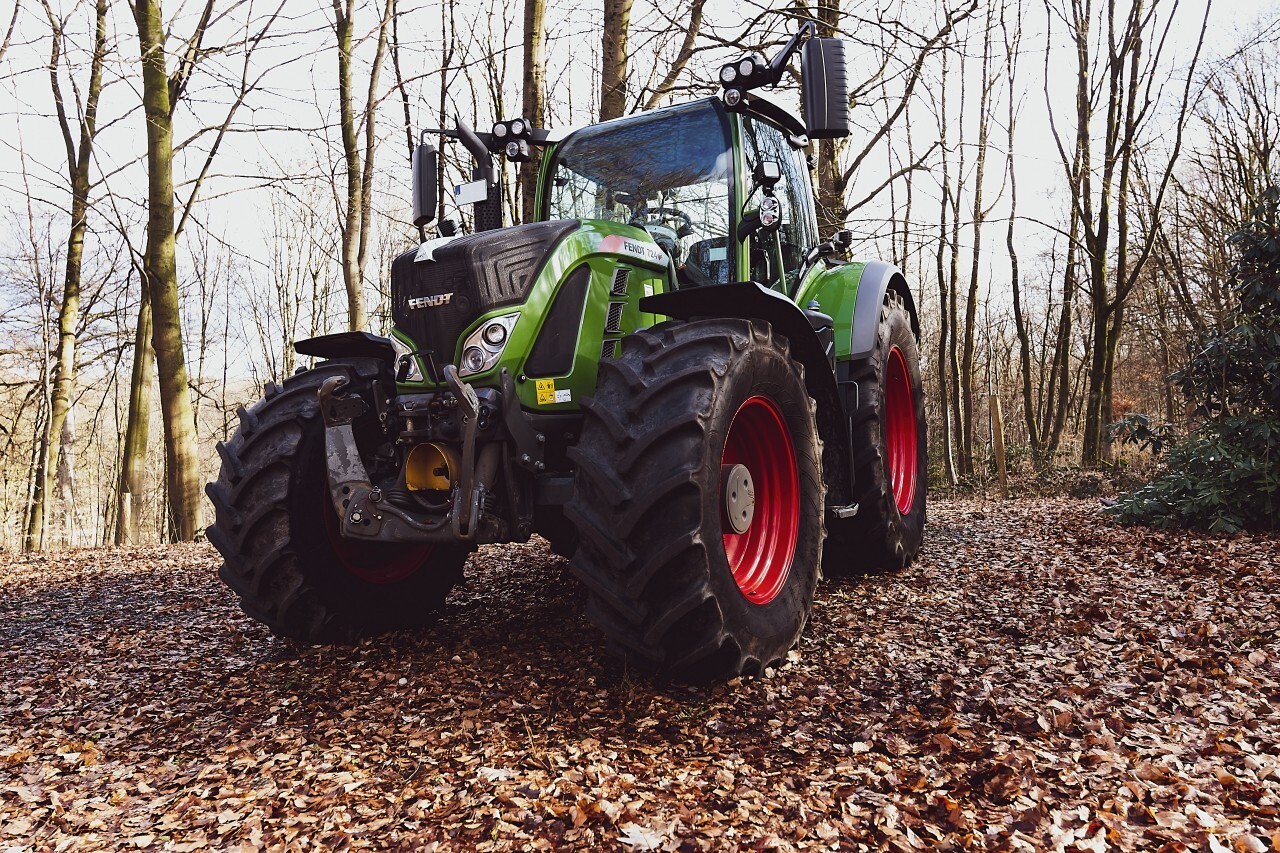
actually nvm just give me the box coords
[535,379,556,405]
[554,389,572,403]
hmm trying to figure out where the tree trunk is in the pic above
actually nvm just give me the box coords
[25,0,107,551]
[599,0,633,121]
[1002,3,1039,458]
[335,0,367,331]
[1081,297,1110,466]
[1045,171,1080,457]
[117,284,154,546]
[959,8,994,478]
[23,390,49,552]
[934,45,958,486]
[24,384,51,552]
[134,0,203,541]
[334,0,393,330]
[519,0,547,222]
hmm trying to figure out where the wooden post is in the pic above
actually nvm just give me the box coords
[990,394,1008,499]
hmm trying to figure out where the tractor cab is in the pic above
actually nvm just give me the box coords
[543,99,736,289]
[540,97,822,298]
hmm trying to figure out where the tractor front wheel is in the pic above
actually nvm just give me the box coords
[566,319,826,681]
[206,358,470,642]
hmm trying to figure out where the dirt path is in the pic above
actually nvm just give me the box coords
[2,499,1277,851]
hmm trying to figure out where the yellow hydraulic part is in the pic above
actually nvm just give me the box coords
[405,442,459,491]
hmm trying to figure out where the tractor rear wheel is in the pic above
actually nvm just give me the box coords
[825,289,927,576]
[206,357,470,642]
[566,319,826,681]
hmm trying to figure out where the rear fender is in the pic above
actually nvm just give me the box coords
[798,260,919,361]
[640,282,853,507]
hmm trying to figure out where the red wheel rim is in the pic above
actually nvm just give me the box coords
[721,396,800,605]
[885,346,918,515]
[321,491,433,585]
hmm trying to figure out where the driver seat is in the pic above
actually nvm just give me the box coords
[683,238,730,286]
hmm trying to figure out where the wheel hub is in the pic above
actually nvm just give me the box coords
[884,346,918,514]
[721,396,799,605]
[721,463,756,534]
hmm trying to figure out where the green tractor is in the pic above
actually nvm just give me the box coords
[207,24,926,681]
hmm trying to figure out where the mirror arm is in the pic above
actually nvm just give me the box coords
[767,21,816,82]
[797,234,848,281]
[456,119,497,185]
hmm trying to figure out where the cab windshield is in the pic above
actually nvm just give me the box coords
[546,100,734,285]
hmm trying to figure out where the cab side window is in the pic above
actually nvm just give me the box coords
[741,116,818,289]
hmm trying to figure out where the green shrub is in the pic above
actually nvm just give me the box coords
[1107,185,1280,533]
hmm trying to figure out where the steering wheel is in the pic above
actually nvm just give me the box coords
[629,206,695,238]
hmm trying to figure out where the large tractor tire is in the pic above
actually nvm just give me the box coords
[206,357,470,643]
[566,319,826,681]
[825,288,927,576]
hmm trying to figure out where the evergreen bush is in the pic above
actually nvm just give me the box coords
[1108,185,1280,532]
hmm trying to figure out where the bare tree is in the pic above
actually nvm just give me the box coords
[519,0,546,222]
[115,272,153,546]
[132,0,205,541]
[1045,0,1211,465]
[957,5,1000,476]
[811,0,977,237]
[24,0,108,551]
[335,0,395,331]
[600,0,634,121]
[639,0,707,110]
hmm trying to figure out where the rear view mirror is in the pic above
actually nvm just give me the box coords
[801,37,849,139]
[411,142,438,228]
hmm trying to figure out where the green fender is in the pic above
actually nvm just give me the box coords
[796,260,919,361]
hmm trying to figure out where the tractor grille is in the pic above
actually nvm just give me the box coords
[600,339,618,360]
[390,220,579,363]
[605,302,626,334]
[610,266,630,297]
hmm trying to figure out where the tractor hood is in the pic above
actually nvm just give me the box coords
[390,219,580,362]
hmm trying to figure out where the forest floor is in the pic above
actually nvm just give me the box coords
[1,499,1278,852]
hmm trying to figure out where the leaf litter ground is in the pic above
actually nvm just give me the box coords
[1,499,1278,851]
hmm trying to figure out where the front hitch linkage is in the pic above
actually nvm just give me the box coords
[318,375,452,543]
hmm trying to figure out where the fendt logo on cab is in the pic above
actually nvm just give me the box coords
[408,293,453,310]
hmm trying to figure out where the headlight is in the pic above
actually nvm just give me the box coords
[739,57,755,77]
[510,118,526,136]
[493,122,507,138]
[458,312,519,377]
[759,195,781,228]
[461,346,487,374]
[389,334,423,382]
[482,322,508,346]
[720,64,737,84]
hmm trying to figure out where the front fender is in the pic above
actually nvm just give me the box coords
[294,331,397,366]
